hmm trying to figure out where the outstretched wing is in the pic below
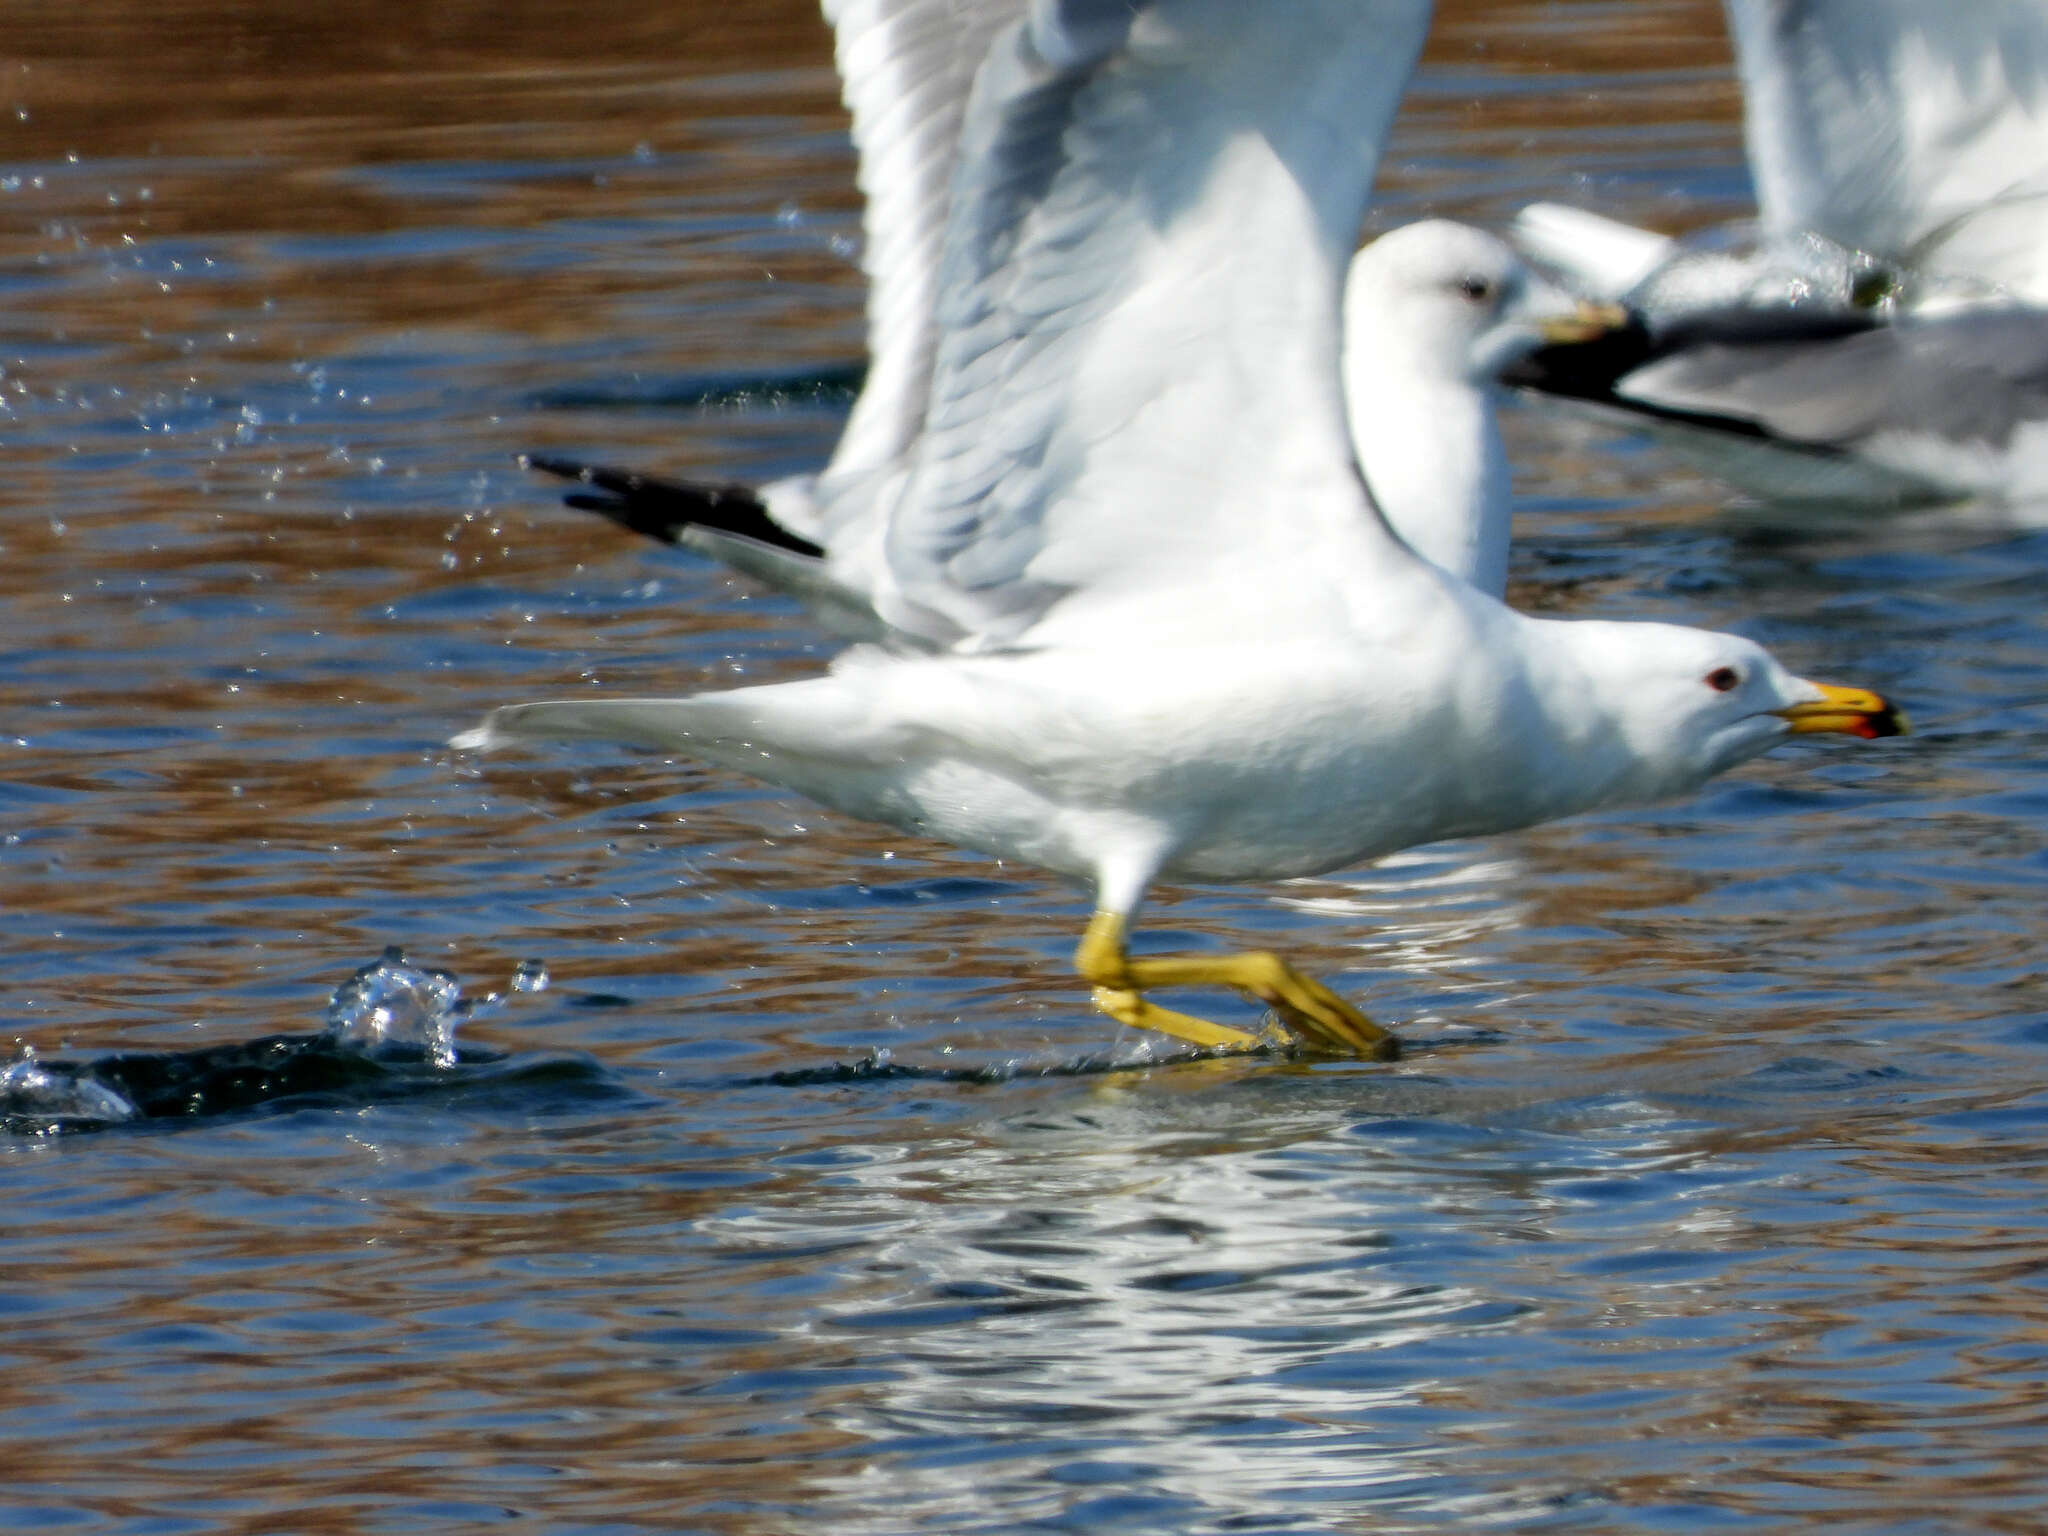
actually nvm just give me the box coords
[1728,0,2048,298]
[852,0,1435,647]
[821,0,1026,485]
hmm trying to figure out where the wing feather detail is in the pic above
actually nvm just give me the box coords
[822,0,1025,482]
[1728,0,2048,297]
[867,0,1435,645]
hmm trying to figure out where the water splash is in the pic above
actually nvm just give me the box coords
[323,946,466,1068]
[1,950,603,1135]
[0,1046,139,1131]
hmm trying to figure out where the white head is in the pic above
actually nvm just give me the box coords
[1345,219,1618,385]
[1537,619,1905,809]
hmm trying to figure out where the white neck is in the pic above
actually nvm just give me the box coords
[1344,359,1511,599]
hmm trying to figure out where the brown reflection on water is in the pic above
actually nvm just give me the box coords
[5,0,1728,155]
[0,0,1739,276]
[1412,1112,2048,1529]
[4,0,831,158]
[2,1133,887,1529]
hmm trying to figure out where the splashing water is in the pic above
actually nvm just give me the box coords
[323,947,467,1069]
[1,951,566,1135]
[0,1046,140,1131]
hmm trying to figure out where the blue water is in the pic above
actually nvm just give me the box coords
[6,2,2048,1531]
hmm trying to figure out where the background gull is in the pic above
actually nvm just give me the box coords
[1509,0,2048,506]
[1517,0,2048,308]
[1339,220,1619,597]
[458,0,1904,1059]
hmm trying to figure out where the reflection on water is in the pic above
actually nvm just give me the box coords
[6,0,2048,1531]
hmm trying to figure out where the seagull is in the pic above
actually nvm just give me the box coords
[459,0,1906,1058]
[533,218,1620,612]
[1509,0,2048,505]
[1338,220,1620,596]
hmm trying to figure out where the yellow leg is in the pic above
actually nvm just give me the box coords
[1088,983,1279,1052]
[1075,910,1396,1059]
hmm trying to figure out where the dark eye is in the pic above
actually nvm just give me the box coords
[1705,666,1741,693]
[1457,275,1493,302]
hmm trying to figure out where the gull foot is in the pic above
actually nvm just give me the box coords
[1077,910,1396,1060]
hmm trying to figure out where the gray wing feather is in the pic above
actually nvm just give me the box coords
[897,4,1137,621]
[822,0,1027,482]
[1618,306,2048,449]
[872,0,1434,643]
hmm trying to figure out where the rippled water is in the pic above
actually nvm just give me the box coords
[6,2,2048,1531]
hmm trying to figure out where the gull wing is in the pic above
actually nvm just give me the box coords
[1728,0,2048,298]
[849,0,1434,647]
[821,0,1026,486]
[1615,305,2048,452]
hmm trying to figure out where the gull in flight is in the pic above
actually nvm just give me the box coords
[1511,0,2048,505]
[459,0,1905,1058]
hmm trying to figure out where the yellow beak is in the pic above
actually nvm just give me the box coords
[1536,300,1630,345]
[1775,681,1909,739]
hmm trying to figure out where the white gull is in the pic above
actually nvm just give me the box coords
[459,0,1905,1057]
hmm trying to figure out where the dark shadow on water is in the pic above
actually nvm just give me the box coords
[3,1035,632,1137]
[2,1030,1330,1135]
[3,940,1478,1136]
[727,1026,1491,1090]
[730,1045,1291,1090]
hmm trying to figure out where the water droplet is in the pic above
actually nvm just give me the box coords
[323,947,464,1069]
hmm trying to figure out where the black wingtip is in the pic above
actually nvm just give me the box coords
[520,452,825,558]
[1504,304,1887,404]
[1501,312,1657,400]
